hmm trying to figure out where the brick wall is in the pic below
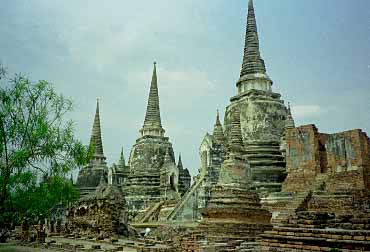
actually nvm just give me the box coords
[282,125,370,193]
[282,125,321,192]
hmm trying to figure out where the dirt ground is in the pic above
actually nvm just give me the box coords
[0,243,57,252]
[0,237,139,252]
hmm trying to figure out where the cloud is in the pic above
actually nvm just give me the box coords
[2,0,369,177]
[291,105,324,119]
[126,65,216,109]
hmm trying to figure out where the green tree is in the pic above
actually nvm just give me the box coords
[0,64,89,225]
[5,173,79,225]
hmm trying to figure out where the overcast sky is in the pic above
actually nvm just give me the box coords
[1,0,369,177]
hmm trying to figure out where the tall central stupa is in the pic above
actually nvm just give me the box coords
[224,0,287,195]
[124,63,182,219]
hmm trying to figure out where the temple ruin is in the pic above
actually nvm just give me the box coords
[13,0,370,251]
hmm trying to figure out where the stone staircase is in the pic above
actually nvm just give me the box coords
[166,175,205,221]
[260,226,370,252]
[136,201,165,223]
[237,242,260,252]
[273,173,329,225]
[312,173,328,192]
[272,190,312,225]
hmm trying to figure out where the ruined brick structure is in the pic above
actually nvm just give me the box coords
[282,125,370,193]
[68,177,129,238]
[260,125,370,251]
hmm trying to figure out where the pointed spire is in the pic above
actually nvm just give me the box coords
[228,108,244,152]
[213,109,225,143]
[89,99,105,160]
[118,147,125,166]
[141,62,165,137]
[216,109,221,125]
[240,0,266,77]
[177,154,183,170]
[237,0,272,93]
[285,102,295,129]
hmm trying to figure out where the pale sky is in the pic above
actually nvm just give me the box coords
[1,0,369,177]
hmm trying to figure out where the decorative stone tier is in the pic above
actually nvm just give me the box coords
[224,90,287,195]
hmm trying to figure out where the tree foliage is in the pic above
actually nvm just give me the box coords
[0,64,89,225]
[1,173,79,225]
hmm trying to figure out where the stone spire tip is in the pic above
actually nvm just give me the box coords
[285,102,295,129]
[216,109,221,125]
[213,109,225,143]
[90,99,105,160]
[240,0,266,77]
[141,62,165,137]
[119,146,125,166]
[177,153,183,170]
[96,98,99,110]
